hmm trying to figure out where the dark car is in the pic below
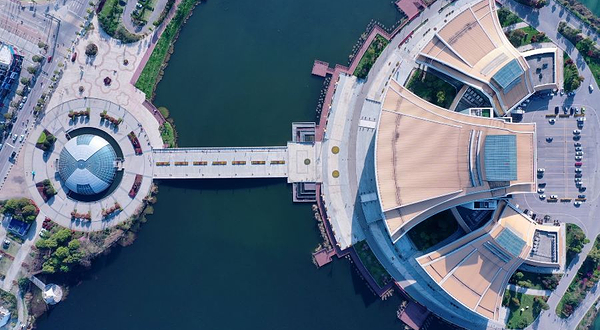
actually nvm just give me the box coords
[10,151,16,159]
[71,52,77,62]
[554,106,559,114]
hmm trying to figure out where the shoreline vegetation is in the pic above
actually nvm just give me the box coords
[158,106,178,147]
[23,184,160,326]
[135,0,201,100]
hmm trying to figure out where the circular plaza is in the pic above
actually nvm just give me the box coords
[23,98,156,231]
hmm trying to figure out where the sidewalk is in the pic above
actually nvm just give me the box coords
[506,284,552,297]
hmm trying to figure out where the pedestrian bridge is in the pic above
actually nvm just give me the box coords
[151,142,321,183]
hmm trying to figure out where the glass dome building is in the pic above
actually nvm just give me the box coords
[58,134,118,195]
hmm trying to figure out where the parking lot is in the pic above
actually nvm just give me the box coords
[512,100,599,228]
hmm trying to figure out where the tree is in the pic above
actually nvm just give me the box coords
[37,41,47,49]
[68,239,81,250]
[20,77,30,86]
[436,91,446,105]
[52,229,72,245]
[26,66,38,74]
[53,246,70,260]
[85,43,98,56]
[18,278,29,293]
[508,29,526,47]
[32,55,43,63]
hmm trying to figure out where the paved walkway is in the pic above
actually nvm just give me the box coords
[502,21,529,32]
[506,284,552,297]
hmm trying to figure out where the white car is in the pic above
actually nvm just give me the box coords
[12,134,17,142]
[576,151,584,156]
[537,168,545,173]
[575,201,582,206]
[574,129,581,135]
[539,194,546,200]
[19,135,24,143]
[576,156,583,161]
[590,85,594,92]
[537,188,545,194]
[550,195,558,199]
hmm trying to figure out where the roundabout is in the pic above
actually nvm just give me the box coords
[23,98,156,231]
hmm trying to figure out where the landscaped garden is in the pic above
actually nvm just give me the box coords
[566,223,589,267]
[353,34,389,79]
[98,0,141,43]
[354,240,392,287]
[505,26,550,48]
[406,69,457,109]
[558,21,600,85]
[407,210,458,251]
[497,7,523,28]
[135,0,199,98]
[160,122,176,147]
[508,270,561,290]
[35,179,57,202]
[503,290,549,329]
[564,53,584,92]
[35,129,56,151]
[557,235,600,318]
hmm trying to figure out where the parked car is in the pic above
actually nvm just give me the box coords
[575,156,583,161]
[579,194,586,199]
[539,194,546,200]
[546,137,553,142]
[12,134,17,142]
[537,188,545,193]
[575,142,582,147]
[550,195,558,199]
[575,168,582,173]
[71,52,77,62]
[554,106,559,114]
[575,201,582,207]
[590,84,594,92]
[10,151,16,159]
[576,151,584,156]
[573,129,581,135]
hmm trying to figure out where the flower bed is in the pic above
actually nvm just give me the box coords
[127,131,142,155]
[100,110,123,126]
[129,174,143,198]
[68,108,91,119]
[71,209,91,221]
[35,179,57,202]
[101,202,122,219]
[35,129,56,151]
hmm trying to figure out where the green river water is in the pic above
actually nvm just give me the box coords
[35,1,413,329]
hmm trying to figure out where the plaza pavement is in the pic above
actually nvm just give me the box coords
[24,98,155,232]
[47,15,163,148]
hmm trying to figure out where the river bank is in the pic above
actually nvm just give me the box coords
[34,0,407,329]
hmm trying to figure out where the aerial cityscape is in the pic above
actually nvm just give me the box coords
[0,0,600,329]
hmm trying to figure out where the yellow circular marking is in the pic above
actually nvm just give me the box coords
[331,146,340,154]
[332,170,340,178]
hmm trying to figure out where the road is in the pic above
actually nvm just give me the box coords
[0,0,89,191]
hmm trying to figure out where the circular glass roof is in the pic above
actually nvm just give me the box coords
[58,134,117,195]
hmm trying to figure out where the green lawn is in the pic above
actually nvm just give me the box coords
[407,210,458,251]
[354,240,391,288]
[497,7,523,28]
[406,69,457,109]
[353,34,389,79]
[566,223,588,267]
[504,292,548,329]
[506,26,550,48]
[135,0,199,99]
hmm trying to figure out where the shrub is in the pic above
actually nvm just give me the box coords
[85,43,98,56]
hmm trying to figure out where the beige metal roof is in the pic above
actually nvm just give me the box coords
[416,201,560,321]
[376,80,535,239]
[418,0,534,115]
